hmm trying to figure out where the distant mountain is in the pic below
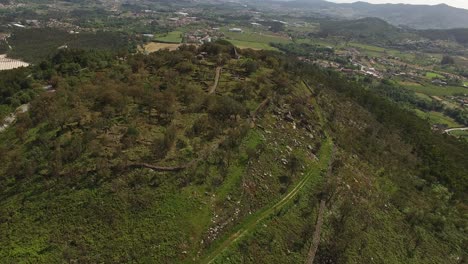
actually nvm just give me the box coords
[273,0,468,29]
[345,2,468,29]
[419,28,468,45]
[316,17,418,45]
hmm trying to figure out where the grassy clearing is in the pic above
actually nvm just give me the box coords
[141,42,181,53]
[426,72,444,79]
[154,31,183,43]
[349,42,386,52]
[414,109,461,128]
[401,83,468,96]
[221,27,290,50]
[414,92,433,102]
[448,130,468,139]
[222,28,290,44]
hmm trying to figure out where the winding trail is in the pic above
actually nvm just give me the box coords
[209,67,222,94]
[305,145,335,264]
[199,80,331,264]
[445,127,468,133]
[200,139,334,264]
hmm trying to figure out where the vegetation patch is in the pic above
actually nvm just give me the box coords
[154,31,183,44]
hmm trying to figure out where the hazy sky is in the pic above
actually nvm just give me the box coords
[327,0,468,10]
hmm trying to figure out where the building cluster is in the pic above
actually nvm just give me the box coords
[184,29,223,44]
[168,11,198,27]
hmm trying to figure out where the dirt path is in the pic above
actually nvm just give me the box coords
[305,145,335,264]
[445,127,468,133]
[209,67,222,94]
[200,138,334,264]
[200,81,331,263]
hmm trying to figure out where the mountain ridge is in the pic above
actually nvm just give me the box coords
[273,0,468,29]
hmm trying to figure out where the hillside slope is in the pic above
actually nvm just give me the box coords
[276,0,468,29]
[0,43,466,263]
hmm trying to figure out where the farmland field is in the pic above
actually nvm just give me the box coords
[154,31,183,43]
[141,42,182,53]
[449,130,468,139]
[221,28,290,46]
[401,82,468,96]
[414,109,462,128]
[426,72,444,79]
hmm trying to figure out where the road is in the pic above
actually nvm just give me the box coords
[209,67,222,94]
[445,127,468,133]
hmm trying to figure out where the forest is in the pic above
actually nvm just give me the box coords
[0,42,466,263]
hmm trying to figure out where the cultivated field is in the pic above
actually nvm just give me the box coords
[154,31,183,43]
[141,42,182,53]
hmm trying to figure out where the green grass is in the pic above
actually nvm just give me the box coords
[216,130,264,200]
[221,27,290,50]
[414,92,433,102]
[414,109,461,128]
[349,42,386,52]
[222,28,290,44]
[448,130,468,139]
[401,83,468,96]
[426,72,444,79]
[201,137,334,264]
[154,31,183,43]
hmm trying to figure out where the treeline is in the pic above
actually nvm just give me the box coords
[7,28,136,63]
[0,68,33,119]
[419,28,468,46]
[319,69,467,197]
[373,81,468,126]
[271,42,333,57]
[315,17,416,46]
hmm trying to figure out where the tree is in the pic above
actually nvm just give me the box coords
[441,55,455,65]
[287,154,302,177]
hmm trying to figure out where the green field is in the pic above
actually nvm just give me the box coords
[414,109,461,128]
[426,72,444,79]
[349,42,386,52]
[154,31,183,43]
[448,130,468,140]
[401,83,468,96]
[221,27,291,50]
[414,92,433,101]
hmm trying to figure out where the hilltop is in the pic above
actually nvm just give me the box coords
[0,42,466,263]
